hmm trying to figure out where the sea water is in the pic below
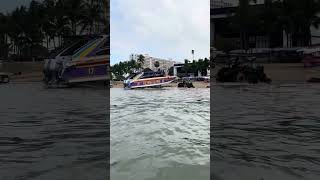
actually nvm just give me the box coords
[0,83,108,180]
[212,83,320,180]
[111,88,210,180]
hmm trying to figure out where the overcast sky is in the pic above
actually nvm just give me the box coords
[0,0,32,13]
[111,0,210,64]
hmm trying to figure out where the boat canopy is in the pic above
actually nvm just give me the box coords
[297,47,320,54]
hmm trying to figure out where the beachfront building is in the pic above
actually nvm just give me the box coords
[211,1,320,50]
[212,4,282,49]
[130,54,180,73]
[211,0,234,8]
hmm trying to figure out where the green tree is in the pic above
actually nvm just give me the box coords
[0,13,10,59]
[80,0,104,34]
[154,61,160,68]
[232,0,257,50]
[64,0,86,35]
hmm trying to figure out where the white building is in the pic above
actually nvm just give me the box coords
[130,54,180,73]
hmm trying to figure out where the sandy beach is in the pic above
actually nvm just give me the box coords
[0,61,43,82]
[1,62,320,84]
[213,63,320,83]
[111,80,210,88]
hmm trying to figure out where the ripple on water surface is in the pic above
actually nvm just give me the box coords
[212,83,320,180]
[111,88,210,180]
[0,83,108,180]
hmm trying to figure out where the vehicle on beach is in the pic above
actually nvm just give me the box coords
[0,72,10,84]
[123,69,176,89]
[43,34,109,87]
[215,55,272,84]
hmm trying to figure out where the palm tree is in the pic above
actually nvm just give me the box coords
[0,0,108,61]
[259,0,281,48]
[154,61,160,68]
[25,0,45,58]
[64,0,86,35]
[231,0,257,50]
[136,54,145,69]
[0,13,9,59]
[80,0,104,34]
[8,6,28,58]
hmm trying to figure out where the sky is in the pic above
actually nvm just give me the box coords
[0,0,32,13]
[111,0,210,64]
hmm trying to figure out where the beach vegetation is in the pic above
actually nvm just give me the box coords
[154,61,160,68]
[179,58,210,77]
[0,0,107,61]
[225,0,320,50]
[111,57,145,80]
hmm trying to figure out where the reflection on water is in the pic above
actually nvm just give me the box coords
[212,83,320,180]
[0,83,108,180]
[111,88,210,180]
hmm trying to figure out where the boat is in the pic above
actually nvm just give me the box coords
[299,47,320,67]
[123,69,176,89]
[43,34,109,87]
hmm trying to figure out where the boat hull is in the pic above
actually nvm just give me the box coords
[303,56,320,67]
[125,76,176,89]
[63,60,109,84]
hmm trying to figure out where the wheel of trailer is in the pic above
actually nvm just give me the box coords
[236,72,246,82]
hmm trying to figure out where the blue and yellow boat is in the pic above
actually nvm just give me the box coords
[43,35,109,87]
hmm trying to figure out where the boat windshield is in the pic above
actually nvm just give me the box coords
[126,73,138,80]
[60,39,92,56]
[140,70,165,79]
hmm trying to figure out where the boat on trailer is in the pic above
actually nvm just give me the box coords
[43,34,109,87]
[123,70,176,89]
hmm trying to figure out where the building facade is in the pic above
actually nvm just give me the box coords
[211,4,283,50]
[130,54,180,73]
[211,0,234,9]
[211,2,320,50]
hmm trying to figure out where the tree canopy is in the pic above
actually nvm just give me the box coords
[0,0,107,60]
[220,0,320,50]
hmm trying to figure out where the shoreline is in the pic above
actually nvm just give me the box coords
[111,81,210,88]
[2,62,320,84]
[0,61,43,83]
[213,63,320,83]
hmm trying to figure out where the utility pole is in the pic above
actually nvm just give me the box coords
[191,49,195,61]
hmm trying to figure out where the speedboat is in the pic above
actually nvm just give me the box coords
[123,70,176,89]
[43,34,109,87]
